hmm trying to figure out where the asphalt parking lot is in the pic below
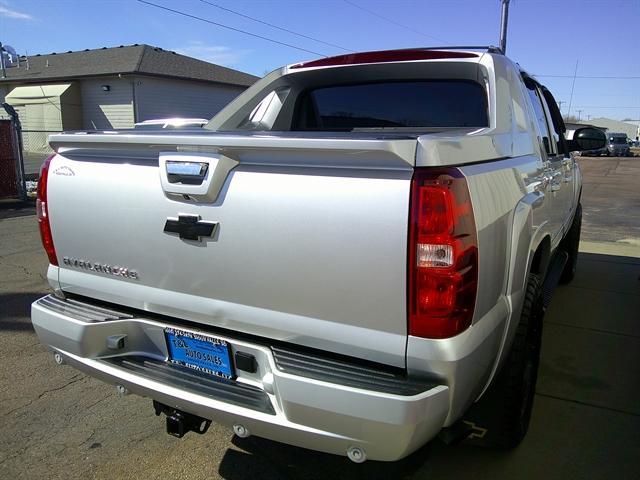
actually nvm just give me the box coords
[1,156,639,479]
[576,154,640,244]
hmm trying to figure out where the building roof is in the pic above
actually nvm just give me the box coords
[565,122,605,131]
[0,44,259,87]
[579,118,639,139]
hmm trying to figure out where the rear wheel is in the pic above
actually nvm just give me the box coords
[559,203,582,284]
[463,273,544,448]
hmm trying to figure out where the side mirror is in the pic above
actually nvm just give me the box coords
[567,127,606,152]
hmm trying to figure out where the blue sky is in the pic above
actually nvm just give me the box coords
[2,0,639,120]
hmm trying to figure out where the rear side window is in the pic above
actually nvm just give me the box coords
[525,86,555,155]
[294,81,488,131]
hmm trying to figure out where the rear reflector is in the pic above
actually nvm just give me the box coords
[37,154,58,266]
[290,49,478,69]
[408,168,478,338]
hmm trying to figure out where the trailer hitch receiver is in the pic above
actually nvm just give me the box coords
[153,400,212,438]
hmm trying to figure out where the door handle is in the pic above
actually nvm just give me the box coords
[562,158,574,183]
[528,175,550,193]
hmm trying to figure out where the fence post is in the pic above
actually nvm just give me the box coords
[2,102,27,201]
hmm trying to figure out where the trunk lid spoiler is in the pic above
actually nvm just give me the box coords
[49,131,418,170]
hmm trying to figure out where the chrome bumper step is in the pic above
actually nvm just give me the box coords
[272,346,437,396]
[107,356,275,415]
[37,295,133,322]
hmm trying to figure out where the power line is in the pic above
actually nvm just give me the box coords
[534,74,640,79]
[571,106,640,109]
[136,0,326,57]
[198,0,353,53]
[342,0,450,44]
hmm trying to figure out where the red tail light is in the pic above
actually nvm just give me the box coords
[408,168,478,338]
[37,154,58,266]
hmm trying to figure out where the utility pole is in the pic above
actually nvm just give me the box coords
[499,0,511,54]
[576,109,583,121]
[0,42,6,79]
[567,60,579,117]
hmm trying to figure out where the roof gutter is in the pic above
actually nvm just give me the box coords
[0,72,255,88]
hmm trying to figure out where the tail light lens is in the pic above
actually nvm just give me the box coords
[37,154,58,266]
[408,168,478,338]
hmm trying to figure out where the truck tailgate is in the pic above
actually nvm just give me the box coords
[47,132,416,367]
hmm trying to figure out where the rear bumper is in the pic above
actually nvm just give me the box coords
[31,295,449,461]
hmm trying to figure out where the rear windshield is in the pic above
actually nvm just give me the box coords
[294,81,488,131]
[609,136,627,144]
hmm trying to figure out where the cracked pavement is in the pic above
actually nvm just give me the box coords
[1,156,639,479]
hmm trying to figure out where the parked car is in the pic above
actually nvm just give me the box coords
[605,132,631,156]
[31,47,604,463]
[134,118,208,130]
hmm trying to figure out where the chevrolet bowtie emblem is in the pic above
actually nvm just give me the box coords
[164,215,218,241]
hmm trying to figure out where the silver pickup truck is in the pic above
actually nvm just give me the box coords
[31,47,605,463]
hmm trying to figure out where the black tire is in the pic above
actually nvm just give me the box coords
[559,203,582,284]
[463,273,544,449]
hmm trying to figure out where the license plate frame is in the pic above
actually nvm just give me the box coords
[165,327,234,380]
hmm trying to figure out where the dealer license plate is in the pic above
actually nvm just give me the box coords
[165,327,234,379]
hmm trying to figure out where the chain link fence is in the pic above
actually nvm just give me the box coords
[21,129,60,178]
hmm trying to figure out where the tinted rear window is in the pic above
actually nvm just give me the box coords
[294,81,487,131]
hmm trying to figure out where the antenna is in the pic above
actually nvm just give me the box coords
[499,0,511,54]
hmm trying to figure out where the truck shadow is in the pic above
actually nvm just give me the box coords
[0,199,35,220]
[0,291,44,331]
[218,435,518,479]
[219,435,433,480]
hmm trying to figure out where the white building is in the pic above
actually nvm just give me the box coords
[0,44,258,173]
[579,117,639,141]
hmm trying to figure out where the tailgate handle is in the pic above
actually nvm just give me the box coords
[166,161,209,185]
[159,152,238,203]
